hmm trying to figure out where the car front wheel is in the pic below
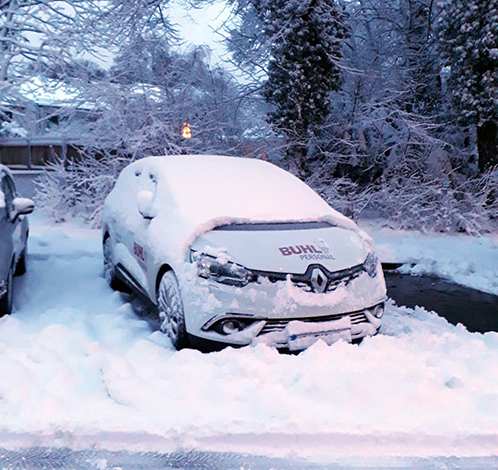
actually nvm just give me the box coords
[0,264,14,316]
[157,271,188,350]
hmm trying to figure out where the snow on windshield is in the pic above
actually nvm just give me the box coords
[106,155,364,260]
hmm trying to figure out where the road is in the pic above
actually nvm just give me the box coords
[385,271,498,333]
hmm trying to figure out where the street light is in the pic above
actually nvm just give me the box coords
[182,122,192,139]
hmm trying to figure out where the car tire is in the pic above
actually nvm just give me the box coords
[0,264,14,317]
[103,237,126,291]
[14,247,27,276]
[157,271,188,350]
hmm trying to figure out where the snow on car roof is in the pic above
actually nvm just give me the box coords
[107,155,365,261]
[144,154,356,220]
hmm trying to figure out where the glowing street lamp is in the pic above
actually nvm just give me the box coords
[182,122,192,139]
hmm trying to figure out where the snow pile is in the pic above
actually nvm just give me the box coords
[363,222,498,295]
[0,215,496,461]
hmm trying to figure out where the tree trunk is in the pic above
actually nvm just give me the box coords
[477,120,498,173]
[295,144,310,180]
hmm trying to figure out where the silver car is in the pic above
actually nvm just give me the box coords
[0,166,34,316]
[102,155,387,352]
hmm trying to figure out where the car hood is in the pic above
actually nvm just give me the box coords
[191,223,371,274]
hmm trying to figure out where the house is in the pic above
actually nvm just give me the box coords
[0,77,97,168]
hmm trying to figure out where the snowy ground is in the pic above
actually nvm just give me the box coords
[0,216,497,466]
[362,221,498,296]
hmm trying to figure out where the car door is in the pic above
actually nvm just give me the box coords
[0,172,17,282]
[6,174,28,261]
[112,165,158,297]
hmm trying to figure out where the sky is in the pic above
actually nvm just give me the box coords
[169,0,231,63]
[77,1,231,71]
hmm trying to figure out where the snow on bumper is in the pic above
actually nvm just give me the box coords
[181,266,387,349]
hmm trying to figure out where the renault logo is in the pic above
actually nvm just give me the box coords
[311,267,328,294]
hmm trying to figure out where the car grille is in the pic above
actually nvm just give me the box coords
[293,268,363,293]
[254,263,366,294]
[258,310,369,335]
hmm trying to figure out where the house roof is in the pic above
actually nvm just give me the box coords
[3,76,94,110]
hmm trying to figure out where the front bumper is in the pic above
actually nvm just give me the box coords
[181,266,387,351]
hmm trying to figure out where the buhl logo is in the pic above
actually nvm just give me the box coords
[278,244,335,261]
[279,245,322,256]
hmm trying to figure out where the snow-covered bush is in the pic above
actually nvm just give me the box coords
[36,149,497,235]
[34,151,130,228]
[0,121,27,137]
[312,168,498,235]
[307,175,374,220]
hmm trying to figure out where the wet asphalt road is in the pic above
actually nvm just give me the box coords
[385,271,498,333]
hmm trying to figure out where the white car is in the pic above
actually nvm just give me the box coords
[102,155,387,352]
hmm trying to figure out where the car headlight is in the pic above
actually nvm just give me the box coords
[204,316,260,335]
[363,251,379,278]
[193,252,254,287]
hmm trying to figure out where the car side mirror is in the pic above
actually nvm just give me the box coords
[137,190,157,220]
[11,197,34,221]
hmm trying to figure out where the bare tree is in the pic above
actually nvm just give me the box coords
[0,1,102,105]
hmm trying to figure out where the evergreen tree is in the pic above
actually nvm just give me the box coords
[437,0,498,172]
[324,0,445,184]
[400,0,442,116]
[254,0,349,177]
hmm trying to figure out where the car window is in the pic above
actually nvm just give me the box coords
[1,174,16,219]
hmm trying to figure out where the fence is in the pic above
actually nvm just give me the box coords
[11,170,42,199]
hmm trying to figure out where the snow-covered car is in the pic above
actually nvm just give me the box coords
[0,166,34,316]
[102,155,387,352]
